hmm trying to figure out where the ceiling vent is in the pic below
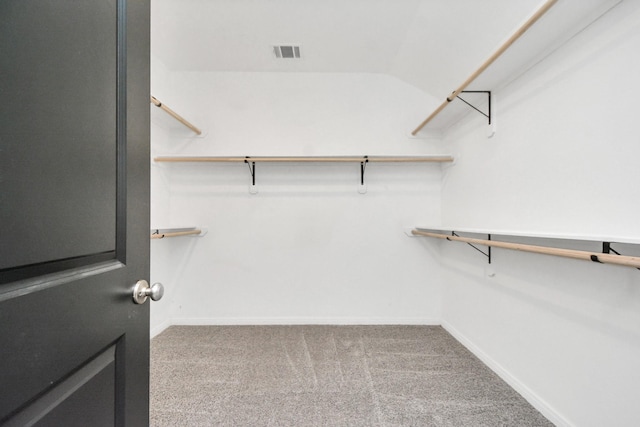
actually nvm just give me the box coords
[273,45,301,59]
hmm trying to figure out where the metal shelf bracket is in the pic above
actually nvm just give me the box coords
[601,242,640,270]
[452,90,492,125]
[244,157,257,193]
[244,157,256,185]
[449,231,492,264]
[360,156,369,185]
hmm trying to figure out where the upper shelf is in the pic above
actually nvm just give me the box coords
[153,155,452,194]
[154,155,454,163]
[412,0,622,134]
[150,96,202,136]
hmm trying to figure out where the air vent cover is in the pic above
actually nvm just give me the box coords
[273,45,301,59]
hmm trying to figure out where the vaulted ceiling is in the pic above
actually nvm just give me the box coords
[151,0,620,99]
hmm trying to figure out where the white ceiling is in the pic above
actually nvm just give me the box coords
[151,0,621,99]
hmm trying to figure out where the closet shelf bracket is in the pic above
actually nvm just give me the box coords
[242,156,373,194]
[449,231,492,264]
[601,242,640,270]
[244,157,257,194]
[358,156,369,194]
[453,91,492,125]
[244,157,256,185]
[360,156,369,185]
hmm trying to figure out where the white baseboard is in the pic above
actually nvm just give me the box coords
[441,321,571,427]
[150,319,172,338]
[150,317,439,337]
[169,316,441,326]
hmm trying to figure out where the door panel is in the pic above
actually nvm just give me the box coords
[1,266,125,418]
[0,0,118,274]
[36,359,116,427]
[0,0,150,425]
[6,345,116,427]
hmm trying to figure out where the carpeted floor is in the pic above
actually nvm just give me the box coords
[150,325,552,426]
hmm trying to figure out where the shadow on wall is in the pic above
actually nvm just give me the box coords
[438,238,640,346]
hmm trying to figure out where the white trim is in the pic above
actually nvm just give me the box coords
[441,320,572,427]
[150,319,172,338]
[167,317,440,326]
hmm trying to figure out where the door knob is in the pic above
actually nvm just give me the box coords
[132,280,164,304]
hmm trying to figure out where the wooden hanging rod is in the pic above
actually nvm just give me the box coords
[154,155,454,163]
[411,0,558,135]
[150,96,202,135]
[411,229,640,269]
[150,229,202,239]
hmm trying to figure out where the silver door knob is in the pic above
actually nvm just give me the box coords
[132,280,164,304]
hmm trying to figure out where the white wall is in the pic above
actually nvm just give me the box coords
[150,72,447,332]
[439,2,640,426]
[149,55,176,334]
[441,1,640,237]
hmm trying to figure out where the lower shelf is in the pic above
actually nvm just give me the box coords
[150,227,207,239]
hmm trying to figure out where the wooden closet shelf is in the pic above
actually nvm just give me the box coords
[411,228,640,270]
[150,227,206,239]
[154,155,454,163]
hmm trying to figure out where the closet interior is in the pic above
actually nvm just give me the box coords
[149,0,640,425]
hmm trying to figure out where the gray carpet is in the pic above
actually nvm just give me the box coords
[150,325,552,426]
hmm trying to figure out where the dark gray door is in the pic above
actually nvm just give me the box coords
[0,1,150,425]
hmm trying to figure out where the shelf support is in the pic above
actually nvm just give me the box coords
[357,156,369,194]
[244,157,257,193]
[244,157,256,186]
[360,156,369,186]
[449,231,492,264]
[456,91,491,125]
[602,242,640,270]
[243,155,371,193]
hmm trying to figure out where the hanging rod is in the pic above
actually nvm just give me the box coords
[411,229,640,270]
[150,229,203,239]
[150,96,202,135]
[153,155,454,163]
[411,0,558,135]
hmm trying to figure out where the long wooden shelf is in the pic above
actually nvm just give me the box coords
[153,155,452,194]
[411,228,640,270]
[413,226,640,246]
[154,155,454,163]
